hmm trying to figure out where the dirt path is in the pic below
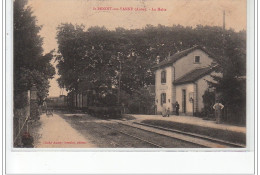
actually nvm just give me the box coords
[35,113,96,148]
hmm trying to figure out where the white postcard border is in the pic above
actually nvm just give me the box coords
[4,0,256,174]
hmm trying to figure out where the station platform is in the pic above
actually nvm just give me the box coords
[129,114,246,133]
[125,114,246,145]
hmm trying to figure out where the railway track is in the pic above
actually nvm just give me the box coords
[135,122,245,148]
[65,113,244,148]
[94,121,204,148]
[98,123,164,148]
[116,121,245,148]
[80,118,240,148]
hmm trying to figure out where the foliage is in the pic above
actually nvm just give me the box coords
[127,89,155,114]
[207,30,246,124]
[201,90,215,118]
[55,23,246,117]
[14,0,55,108]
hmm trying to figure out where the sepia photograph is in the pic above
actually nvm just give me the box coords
[13,0,247,149]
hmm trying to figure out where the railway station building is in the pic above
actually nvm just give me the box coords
[152,45,221,116]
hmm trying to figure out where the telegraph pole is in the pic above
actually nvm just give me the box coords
[222,10,226,55]
[222,10,226,61]
[216,10,226,102]
[221,10,226,120]
[223,10,225,31]
[117,52,121,105]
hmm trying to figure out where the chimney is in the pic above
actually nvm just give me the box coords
[156,56,160,64]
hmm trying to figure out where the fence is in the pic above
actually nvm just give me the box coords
[13,91,30,147]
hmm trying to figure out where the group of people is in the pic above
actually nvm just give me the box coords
[161,101,224,124]
[162,101,180,117]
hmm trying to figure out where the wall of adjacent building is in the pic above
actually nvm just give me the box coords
[173,49,213,80]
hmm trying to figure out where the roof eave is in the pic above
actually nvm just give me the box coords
[151,62,174,71]
[173,81,194,85]
[173,67,216,85]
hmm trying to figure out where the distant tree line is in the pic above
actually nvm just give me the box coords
[55,23,246,122]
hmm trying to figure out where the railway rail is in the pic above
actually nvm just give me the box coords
[94,121,203,148]
[115,121,245,148]
[62,113,245,148]
[132,121,245,148]
[98,123,164,148]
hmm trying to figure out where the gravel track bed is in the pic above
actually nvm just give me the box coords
[59,114,157,148]
[105,123,201,148]
[59,113,201,148]
[60,115,120,147]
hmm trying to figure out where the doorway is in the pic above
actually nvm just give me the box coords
[182,89,186,113]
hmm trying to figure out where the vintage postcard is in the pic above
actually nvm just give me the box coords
[12,0,249,149]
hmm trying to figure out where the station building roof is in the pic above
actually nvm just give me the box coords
[152,45,217,70]
[173,66,216,85]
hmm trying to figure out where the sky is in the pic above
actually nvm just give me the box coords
[27,0,247,97]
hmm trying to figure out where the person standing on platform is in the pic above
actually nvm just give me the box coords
[175,101,180,116]
[213,101,224,124]
[166,108,170,117]
[162,104,167,117]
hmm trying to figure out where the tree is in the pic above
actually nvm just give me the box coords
[55,23,246,118]
[56,25,118,93]
[14,0,55,108]
[202,90,215,118]
[207,29,246,124]
[55,23,86,92]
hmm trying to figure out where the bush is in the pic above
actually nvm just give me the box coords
[128,102,140,114]
[202,90,215,118]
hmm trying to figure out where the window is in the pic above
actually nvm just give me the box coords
[161,70,166,84]
[194,56,200,63]
[161,93,166,106]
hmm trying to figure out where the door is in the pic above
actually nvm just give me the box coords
[182,89,186,113]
